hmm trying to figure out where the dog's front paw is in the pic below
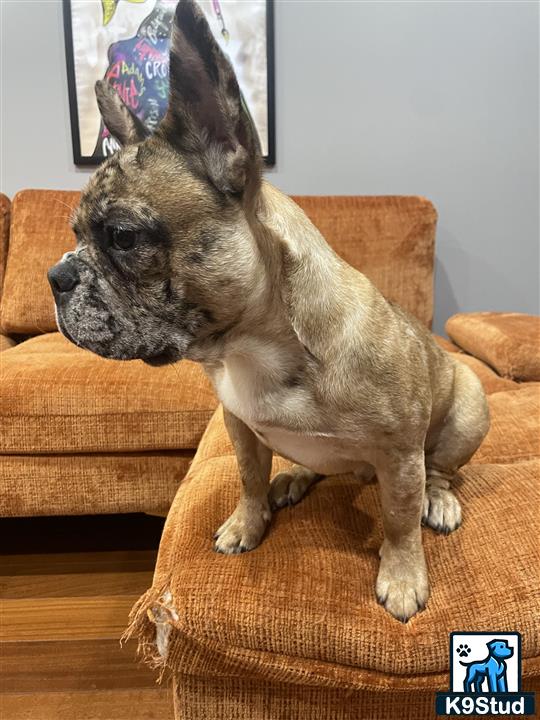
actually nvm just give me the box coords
[214,501,271,555]
[422,483,462,534]
[376,543,429,622]
[269,466,322,510]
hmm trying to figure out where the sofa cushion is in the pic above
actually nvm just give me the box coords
[127,406,539,693]
[472,384,540,465]
[433,334,460,353]
[293,196,436,327]
[0,190,79,335]
[0,451,193,517]
[0,193,10,300]
[446,312,540,381]
[0,332,217,454]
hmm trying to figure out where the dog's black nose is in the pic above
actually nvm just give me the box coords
[48,262,80,295]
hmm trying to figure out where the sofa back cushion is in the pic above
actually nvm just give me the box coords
[0,190,436,335]
[1,190,79,335]
[292,195,436,327]
[0,193,10,301]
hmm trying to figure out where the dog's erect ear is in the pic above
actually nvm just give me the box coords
[95,80,149,146]
[159,0,262,198]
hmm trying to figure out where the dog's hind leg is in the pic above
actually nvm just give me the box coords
[269,465,323,509]
[423,361,489,534]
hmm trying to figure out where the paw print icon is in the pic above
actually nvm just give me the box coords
[456,644,471,658]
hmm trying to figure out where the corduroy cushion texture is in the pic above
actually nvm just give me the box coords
[0,451,193,517]
[0,332,217,454]
[0,193,10,299]
[129,388,540,719]
[0,190,79,335]
[471,384,540,465]
[293,195,436,327]
[446,312,540,381]
[0,191,436,335]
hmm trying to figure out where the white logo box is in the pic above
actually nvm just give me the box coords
[450,632,521,693]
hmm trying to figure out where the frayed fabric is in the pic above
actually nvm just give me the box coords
[122,582,176,682]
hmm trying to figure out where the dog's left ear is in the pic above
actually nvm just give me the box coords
[95,80,150,146]
[160,0,262,199]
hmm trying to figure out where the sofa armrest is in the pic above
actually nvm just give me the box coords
[445,312,540,381]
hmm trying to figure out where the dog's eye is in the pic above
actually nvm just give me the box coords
[106,226,137,251]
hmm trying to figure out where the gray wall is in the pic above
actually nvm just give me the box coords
[1,0,538,333]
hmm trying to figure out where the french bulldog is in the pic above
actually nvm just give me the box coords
[48,0,489,621]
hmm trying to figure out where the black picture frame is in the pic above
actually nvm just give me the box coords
[63,0,275,167]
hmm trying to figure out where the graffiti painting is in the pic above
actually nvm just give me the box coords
[64,0,275,164]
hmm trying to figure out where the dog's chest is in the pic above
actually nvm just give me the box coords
[208,354,364,475]
[210,353,306,428]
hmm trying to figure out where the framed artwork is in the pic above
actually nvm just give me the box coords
[63,0,275,165]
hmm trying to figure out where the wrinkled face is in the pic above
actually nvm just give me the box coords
[48,137,261,364]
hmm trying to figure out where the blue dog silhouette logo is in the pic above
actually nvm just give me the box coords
[459,639,514,693]
[436,632,536,716]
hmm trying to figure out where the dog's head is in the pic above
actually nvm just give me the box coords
[488,640,514,660]
[48,0,263,365]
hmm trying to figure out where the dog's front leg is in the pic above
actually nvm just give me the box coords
[214,409,273,554]
[375,449,429,622]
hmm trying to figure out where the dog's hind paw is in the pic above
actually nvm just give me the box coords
[422,483,462,534]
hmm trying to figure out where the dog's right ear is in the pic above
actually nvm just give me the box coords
[95,80,149,146]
